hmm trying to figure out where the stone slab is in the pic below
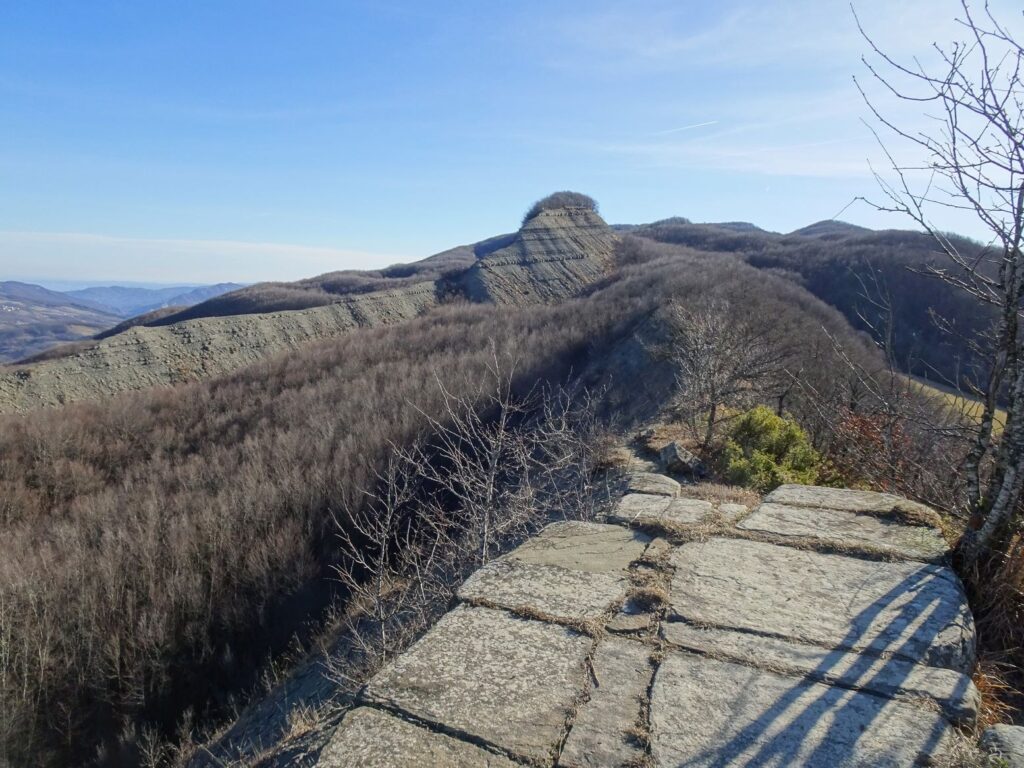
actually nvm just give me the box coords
[559,637,652,768]
[661,622,979,724]
[458,559,628,622]
[641,537,674,564]
[609,494,712,527]
[669,538,976,673]
[739,502,949,561]
[625,472,680,497]
[650,651,952,767]
[605,610,654,634]
[766,484,938,521]
[718,502,749,522]
[507,520,650,573]
[319,707,518,768]
[982,724,1024,766]
[363,605,590,763]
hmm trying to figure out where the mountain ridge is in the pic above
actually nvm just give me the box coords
[0,282,121,363]
[65,282,244,317]
[0,200,618,412]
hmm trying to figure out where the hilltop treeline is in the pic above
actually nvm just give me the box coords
[0,243,874,766]
[522,191,599,224]
[84,212,996,401]
[634,219,996,389]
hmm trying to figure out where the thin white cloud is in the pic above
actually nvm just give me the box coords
[0,231,405,284]
[597,135,870,178]
[652,121,719,136]
[549,0,993,73]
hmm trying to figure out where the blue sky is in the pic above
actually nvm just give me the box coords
[1,0,1020,283]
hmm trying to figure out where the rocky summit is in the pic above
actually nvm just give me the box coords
[458,206,618,304]
[317,481,976,767]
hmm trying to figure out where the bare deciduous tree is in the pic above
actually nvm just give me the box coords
[856,1,1024,564]
[331,355,609,680]
[662,298,792,448]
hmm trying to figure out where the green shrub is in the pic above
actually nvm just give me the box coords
[721,406,820,492]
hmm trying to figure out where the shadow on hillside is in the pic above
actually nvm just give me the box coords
[691,570,968,766]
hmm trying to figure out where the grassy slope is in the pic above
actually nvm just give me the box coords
[908,375,1007,430]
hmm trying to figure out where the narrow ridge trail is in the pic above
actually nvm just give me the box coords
[317,481,976,767]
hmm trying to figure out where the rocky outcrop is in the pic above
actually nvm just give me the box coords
[981,724,1024,766]
[0,282,438,413]
[659,441,705,477]
[624,471,681,497]
[316,483,978,766]
[458,207,617,304]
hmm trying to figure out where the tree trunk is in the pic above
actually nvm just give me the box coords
[703,402,718,450]
[962,360,1024,564]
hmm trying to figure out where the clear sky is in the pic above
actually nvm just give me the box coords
[1,0,1020,284]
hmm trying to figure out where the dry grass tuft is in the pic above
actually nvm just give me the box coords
[282,703,328,741]
[628,584,670,612]
[930,728,1008,768]
[677,482,760,508]
[973,656,1020,733]
[636,422,695,456]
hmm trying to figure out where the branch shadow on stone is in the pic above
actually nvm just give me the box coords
[683,570,968,766]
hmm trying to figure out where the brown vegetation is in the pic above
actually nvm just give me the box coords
[0,240,875,765]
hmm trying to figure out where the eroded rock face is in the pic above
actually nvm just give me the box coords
[668,538,976,673]
[0,283,438,413]
[459,207,617,304]
[1,206,618,413]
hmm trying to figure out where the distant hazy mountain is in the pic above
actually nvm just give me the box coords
[0,281,120,362]
[64,283,244,317]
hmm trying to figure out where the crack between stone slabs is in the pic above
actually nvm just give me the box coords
[657,618,975,727]
[709,528,928,564]
[357,700,538,766]
[656,630,962,720]
[659,615,931,669]
[622,647,662,768]
[458,595,617,639]
[551,635,602,766]
[625,579,670,768]
[766,500,944,531]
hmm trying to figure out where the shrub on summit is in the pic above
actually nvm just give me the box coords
[522,191,598,224]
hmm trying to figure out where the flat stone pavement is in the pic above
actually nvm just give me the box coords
[317,482,979,767]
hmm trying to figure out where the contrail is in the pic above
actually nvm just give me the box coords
[653,120,719,136]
